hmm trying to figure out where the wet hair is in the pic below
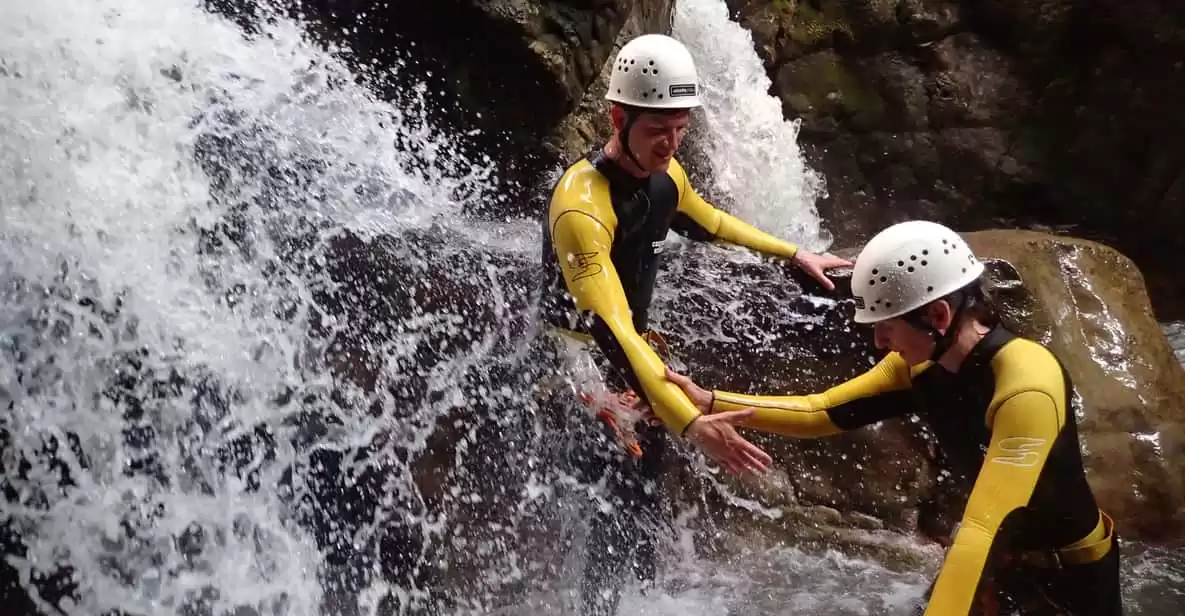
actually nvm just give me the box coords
[932,278,999,329]
[964,279,1001,327]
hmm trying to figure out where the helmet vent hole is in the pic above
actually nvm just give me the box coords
[870,307,877,312]
[869,279,876,286]
[962,268,967,273]
[879,276,887,283]
[872,268,879,275]
[907,266,915,273]
[922,250,929,256]
[642,92,648,98]
[630,59,636,64]
[942,239,948,245]
[910,255,917,261]
[657,94,664,99]
[885,301,893,308]
[653,69,659,75]
[642,68,649,74]
[944,249,950,254]
[921,260,928,266]
[927,286,934,292]
[897,260,904,266]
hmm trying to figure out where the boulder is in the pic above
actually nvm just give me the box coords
[965,230,1185,544]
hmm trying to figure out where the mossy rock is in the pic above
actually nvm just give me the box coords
[777,49,888,131]
[788,0,855,50]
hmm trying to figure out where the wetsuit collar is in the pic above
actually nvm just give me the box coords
[591,147,649,188]
[945,325,1015,374]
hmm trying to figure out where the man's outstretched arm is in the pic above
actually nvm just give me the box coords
[666,159,852,290]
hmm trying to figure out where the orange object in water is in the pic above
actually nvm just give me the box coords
[580,390,645,458]
[575,330,668,458]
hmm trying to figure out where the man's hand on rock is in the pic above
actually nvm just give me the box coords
[792,250,853,292]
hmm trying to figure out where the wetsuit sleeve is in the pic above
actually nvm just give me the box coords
[708,353,916,437]
[923,390,1062,616]
[550,209,704,434]
[666,159,799,259]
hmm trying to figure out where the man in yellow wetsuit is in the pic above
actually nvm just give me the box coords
[538,33,851,614]
[666,220,1123,615]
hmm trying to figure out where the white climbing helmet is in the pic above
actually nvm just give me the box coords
[851,220,985,324]
[605,34,702,109]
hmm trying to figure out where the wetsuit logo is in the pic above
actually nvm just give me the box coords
[568,251,604,281]
[991,436,1047,467]
[669,83,697,98]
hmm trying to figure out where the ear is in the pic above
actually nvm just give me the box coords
[609,105,626,133]
[925,300,955,334]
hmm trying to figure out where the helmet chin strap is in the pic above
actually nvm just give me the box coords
[903,290,972,363]
[619,108,646,173]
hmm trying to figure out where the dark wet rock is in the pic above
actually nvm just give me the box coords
[725,0,1185,320]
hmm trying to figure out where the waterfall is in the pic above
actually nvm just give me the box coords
[1,0,531,613]
[673,0,831,254]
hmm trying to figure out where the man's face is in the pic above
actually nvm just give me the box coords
[613,107,691,174]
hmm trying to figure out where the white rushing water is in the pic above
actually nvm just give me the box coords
[2,0,1183,614]
[1,0,509,613]
[672,0,831,254]
[1162,322,1185,367]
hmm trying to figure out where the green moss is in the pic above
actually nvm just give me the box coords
[788,0,853,50]
[781,51,886,129]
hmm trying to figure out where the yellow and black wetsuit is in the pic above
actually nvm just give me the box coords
[710,326,1122,615]
[541,150,800,433]
[538,149,800,615]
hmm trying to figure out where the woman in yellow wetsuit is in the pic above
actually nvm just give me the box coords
[667,220,1123,615]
